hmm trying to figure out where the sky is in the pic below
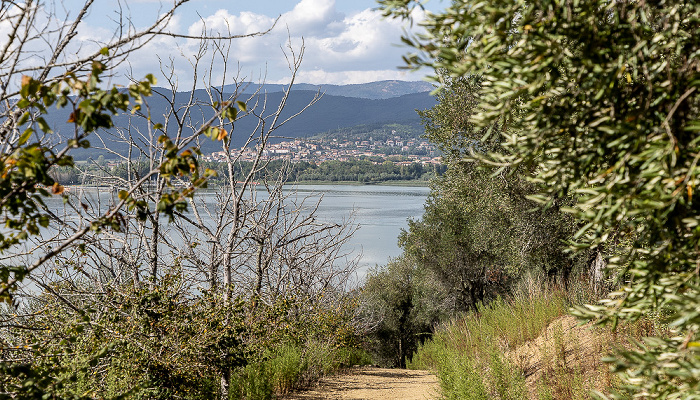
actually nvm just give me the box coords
[55,0,446,87]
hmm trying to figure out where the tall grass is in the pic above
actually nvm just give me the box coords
[411,289,569,369]
[409,273,603,400]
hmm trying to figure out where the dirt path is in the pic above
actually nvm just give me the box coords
[282,367,441,400]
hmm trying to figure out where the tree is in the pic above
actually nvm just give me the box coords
[0,0,269,304]
[1,36,361,400]
[381,0,700,397]
[360,256,440,368]
[400,75,578,313]
[0,2,361,398]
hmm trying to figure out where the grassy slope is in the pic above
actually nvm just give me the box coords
[408,278,666,400]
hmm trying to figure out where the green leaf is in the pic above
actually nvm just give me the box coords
[17,111,30,126]
[18,128,33,146]
[36,117,52,134]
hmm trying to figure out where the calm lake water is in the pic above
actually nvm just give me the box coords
[38,184,430,280]
[291,185,430,275]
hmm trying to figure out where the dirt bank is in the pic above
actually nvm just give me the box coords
[508,315,613,398]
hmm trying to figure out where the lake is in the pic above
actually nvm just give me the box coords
[290,185,430,275]
[37,184,430,280]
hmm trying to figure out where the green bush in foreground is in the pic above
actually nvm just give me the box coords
[1,277,369,400]
[230,343,371,400]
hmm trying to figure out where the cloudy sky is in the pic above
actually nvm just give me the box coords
[61,0,445,86]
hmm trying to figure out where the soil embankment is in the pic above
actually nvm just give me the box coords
[508,315,613,397]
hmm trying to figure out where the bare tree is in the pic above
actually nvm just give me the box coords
[34,35,360,300]
[0,7,360,396]
[0,0,275,301]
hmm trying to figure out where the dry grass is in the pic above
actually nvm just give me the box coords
[507,315,615,399]
[408,273,657,399]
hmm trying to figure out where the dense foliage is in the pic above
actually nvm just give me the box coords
[2,275,366,399]
[251,159,442,183]
[381,0,700,397]
[399,75,581,314]
[359,75,583,370]
[360,256,442,368]
[199,159,443,185]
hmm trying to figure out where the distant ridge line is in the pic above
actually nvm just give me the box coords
[222,80,435,100]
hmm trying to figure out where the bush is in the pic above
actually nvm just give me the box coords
[228,341,372,400]
[229,362,274,400]
[1,279,369,400]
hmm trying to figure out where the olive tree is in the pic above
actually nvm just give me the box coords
[381,0,700,397]
[360,256,439,368]
[400,75,578,314]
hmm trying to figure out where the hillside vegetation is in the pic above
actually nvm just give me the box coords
[374,0,700,398]
[408,278,666,400]
[2,0,699,399]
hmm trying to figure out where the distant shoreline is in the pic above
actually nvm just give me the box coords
[290,180,432,187]
[62,180,433,191]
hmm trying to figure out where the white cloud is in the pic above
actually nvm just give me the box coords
[187,9,276,38]
[169,0,428,85]
[15,0,429,88]
[301,9,407,69]
[282,0,343,36]
[275,68,425,85]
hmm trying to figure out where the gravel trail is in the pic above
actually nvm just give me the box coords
[282,367,440,400]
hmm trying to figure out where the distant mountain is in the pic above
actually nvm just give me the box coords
[43,85,436,159]
[227,80,436,100]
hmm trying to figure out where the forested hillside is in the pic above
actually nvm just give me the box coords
[42,87,436,159]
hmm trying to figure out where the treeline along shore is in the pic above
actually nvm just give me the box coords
[50,158,446,186]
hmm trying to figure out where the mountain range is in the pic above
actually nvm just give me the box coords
[231,80,435,100]
[44,80,436,159]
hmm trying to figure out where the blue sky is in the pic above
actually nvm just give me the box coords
[57,0,446,86]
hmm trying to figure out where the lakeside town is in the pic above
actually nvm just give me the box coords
[201,134,443,166]
[56,133,445,187]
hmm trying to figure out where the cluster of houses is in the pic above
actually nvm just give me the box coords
[202,136,442,165]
